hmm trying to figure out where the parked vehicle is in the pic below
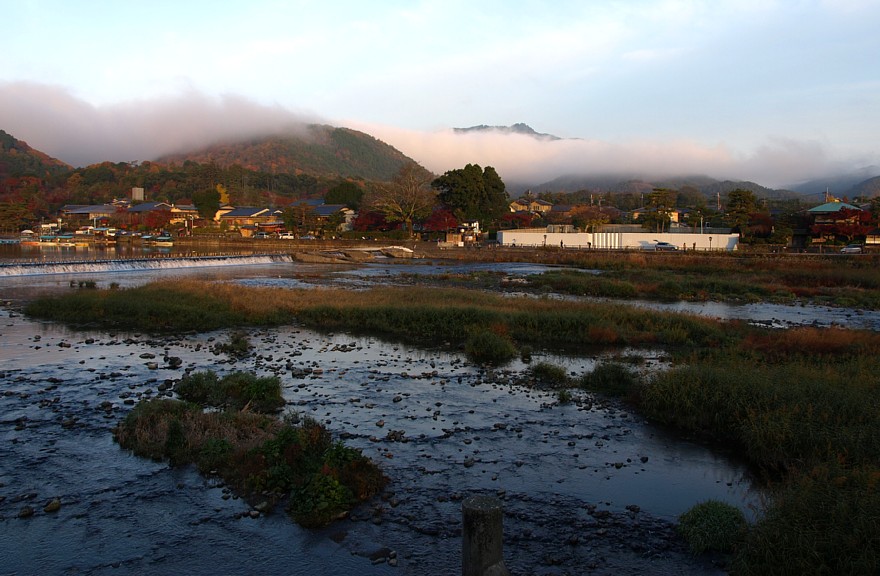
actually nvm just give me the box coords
[252,232,272,239]
[654,241,679,251]
[840,244,864,254]
[278,232,296,240]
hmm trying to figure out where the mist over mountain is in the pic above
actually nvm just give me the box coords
[4,84,876,193]
[787,166,880,198]
[453,123,562,141]
[2,81,880,201]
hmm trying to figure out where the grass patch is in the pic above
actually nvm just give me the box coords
[116,367,382,527]
[579,361,640,397]
[527,361,571,388]
[678,500,748,555]
[211,330,253,359]
[176,370,285,414]
[638,350,880,572]
[464,328,518,365]
[527,270,638,299]
[25,281,291,332]
[732,463,880,575]
[518,252,880,309]
[115,393,386,528]
[23,281,732,356]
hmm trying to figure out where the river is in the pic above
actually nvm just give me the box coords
[4,254,863,575]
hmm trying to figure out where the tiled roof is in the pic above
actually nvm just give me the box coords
[807,202,861,213]
[127,202,172,213]
[220,207,270,218]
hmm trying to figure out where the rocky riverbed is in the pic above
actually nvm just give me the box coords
[0,300,757,575]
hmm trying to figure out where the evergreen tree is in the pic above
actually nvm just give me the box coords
[432,164,509,228]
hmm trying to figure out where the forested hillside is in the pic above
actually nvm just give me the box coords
[0,124,417,229]
[0,130,70,179]
[157,124,411,182]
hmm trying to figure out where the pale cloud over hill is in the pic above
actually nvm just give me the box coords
[0,82,869,189]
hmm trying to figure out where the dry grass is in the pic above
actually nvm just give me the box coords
[740,326,880,359]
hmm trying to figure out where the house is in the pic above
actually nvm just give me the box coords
[807,201,862,225]
[444,221,481,246]
[313,204,357,232]
[61,204,120,226]
[217,207,273,233]
[510,197,553,214]
[126,201,173,214]
[629,206,681,224]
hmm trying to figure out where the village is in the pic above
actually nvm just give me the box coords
[11,186,878,255]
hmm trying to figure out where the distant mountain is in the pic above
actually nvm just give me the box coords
[0,129,71,178]
[851,176,880,199]
[156,124,415,181]
[453,123,561,141]
[788,166,880,198]
[521,172,791,201]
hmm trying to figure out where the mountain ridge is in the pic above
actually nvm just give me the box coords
[0,129,71,178]
[453,123,562,141]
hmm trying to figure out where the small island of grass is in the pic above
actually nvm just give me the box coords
[114,370,386,527]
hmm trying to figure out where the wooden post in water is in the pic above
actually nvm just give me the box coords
[462,495,509,576]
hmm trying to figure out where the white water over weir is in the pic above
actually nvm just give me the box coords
[0,253,294,277]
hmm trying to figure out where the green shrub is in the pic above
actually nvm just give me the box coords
[733,464,880,575]
[175,370,224,406]
[678,500,747,555]
[528,362,571,388]
[464,330,517,365]
[176,370,284,413]
[288,473,354,528]
[579,361,639,397]
[213,330,252,358]
[222,371,285,413]
[114,396,387,529]
[197,438,232,473]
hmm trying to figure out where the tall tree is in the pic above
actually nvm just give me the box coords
[192,187,221,220]
[324,181,364,210]
[640,188,677,232]
[431,164,509,228]
[569,205,609,232]
[0,201,32,234]
[363,162,436,236]
[725,188,758,237]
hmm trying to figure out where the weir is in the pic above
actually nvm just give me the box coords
[0,253,295,277]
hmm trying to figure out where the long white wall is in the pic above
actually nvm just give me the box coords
[496,230,739,251]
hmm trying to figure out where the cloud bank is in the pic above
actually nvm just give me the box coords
[0,82,872,189]
[355,124,866,190]
[0,82,318,168]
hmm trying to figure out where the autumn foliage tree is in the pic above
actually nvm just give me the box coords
[423,207,458,232]
[363,162,436,237]
[811,208,874,243]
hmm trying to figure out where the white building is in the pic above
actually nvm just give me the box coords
[497,228,738,251]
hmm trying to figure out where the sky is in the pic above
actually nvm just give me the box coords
[1,0,879,189]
